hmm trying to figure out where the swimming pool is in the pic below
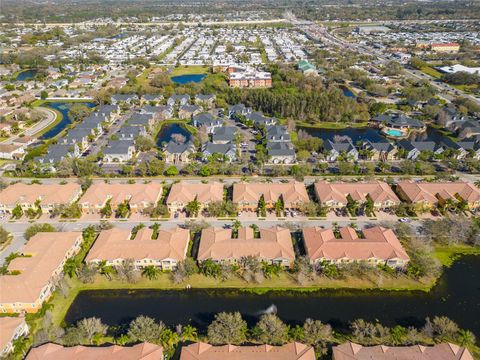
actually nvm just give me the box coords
[384,129,404,137]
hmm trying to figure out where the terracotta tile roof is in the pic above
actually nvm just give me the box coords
[26,342,164,360]
[86,227,189,263]
[197,226,295,262]
[303,226,409,262]
[0,183,81,207]
[167,182,224,204]
[0,232,82,304]
[314,181,400,205]
[180,342,315,360]
[0,317,26,352]
[397,181,480,203]
[233,181,309,205]
[79,183,162,206]
[332,342,473,360]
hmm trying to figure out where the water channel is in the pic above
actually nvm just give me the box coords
[65,256,480,334]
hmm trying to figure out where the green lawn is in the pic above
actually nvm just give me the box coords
[433,245,480,267]
[420,66,442,79]
[170,65,210,76]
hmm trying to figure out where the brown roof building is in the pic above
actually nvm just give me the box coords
[302,226,409,268]
[198,226,295,266]
[79,183,162,214]
[332,342,473,360]
[86,227,189,270]
[233,181,309,212]
[314,181,400,209]
[180,342,315,360]
[166,182,224,213]
[0,317,29,357]
[0,182,82,214]
[397,181,480,210]
[0,232,83,313]
[26,342,164,360]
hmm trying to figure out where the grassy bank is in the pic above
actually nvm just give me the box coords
[433,245,480,267]
[31,107,63,138]
[170,65,210,77]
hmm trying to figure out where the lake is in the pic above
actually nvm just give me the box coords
[155,123,192,147]
[299,126,450,144]
[40,101,96,140]
[65,256,480,334]
[171,74,207,84]
[16,69,38,81]
[341,86,356,98]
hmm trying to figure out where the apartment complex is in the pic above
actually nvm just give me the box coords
[180,342,315,360]
[86,227,190,270]
[198,226,295,266]
[0,232,83,313]
[0,182,82,214]
[314,181,400,209]
[228,69,272,88]
[233,181,309,212]
[302,226,410,268]
[166,181,224,214]
[431,43,460,53]
[332,342,473,360]
[397,181,480,211]
[26,343,164,360]
[79,183,162,214]
[0,317,29,357]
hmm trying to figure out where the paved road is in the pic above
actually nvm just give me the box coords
[1,107,56,145]
[0,217,422,264]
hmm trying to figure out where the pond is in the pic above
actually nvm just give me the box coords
[40,101,97,140]
[299,126,450,144]
[155,123,192,147]
[171,74,207,84]
[65,256,480,334]
[341,86,356,98]
[16,69,38,81]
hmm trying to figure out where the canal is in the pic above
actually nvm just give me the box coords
[65,256,480,333]
[40,101,96,140]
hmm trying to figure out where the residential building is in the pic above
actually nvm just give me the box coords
[192,113,223,133]
[397,181,480,211]
[212,126,237,144]
[164,140,195,164]
[361,140,396,161]
[246,112,277,127]
[178,104,202,120]
[228,69,272,88]
[0,182,82,214]
[303,226,410,268]
[228,103,252,119]
[202,142,237,162]
[266,125,291,142]
[111,93,138,105]
[26,343,164,360]
[314,181,400,209]
[86,227,189,270]
[79,183,162,214]
[198,227,295,266]
[267,142,296,164]
[195,94,216,108]
[233,181,309,212]
[397,140,443,160]
[0,144,25,160]
[166,181,224,213]
[431,43,460,53]
[167,94,190,106]
[324,139,359,162]
[0,317,29,357]
[180,342,315,360]
[0,232,83,313]
[37,143,80,164]
[103,139,136,163]
[332,342,473,360]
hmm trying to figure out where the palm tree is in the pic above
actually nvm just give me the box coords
[181,324,198,341]
[97,260,115,280]
[12,337,29,357]
[142,265,160,280]
[185,197,201,218]
[457,329,476,347]
[63,258,78,278]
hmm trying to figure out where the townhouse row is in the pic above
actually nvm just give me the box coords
[2,337,473,360]
[1,179,480,216]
